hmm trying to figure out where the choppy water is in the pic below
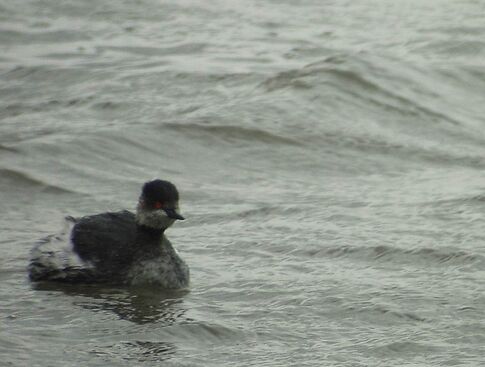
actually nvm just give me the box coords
[2,0,485,366]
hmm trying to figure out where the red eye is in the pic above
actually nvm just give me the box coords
[154,202,163,209]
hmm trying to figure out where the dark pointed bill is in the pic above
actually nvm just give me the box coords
[163,208,185,220]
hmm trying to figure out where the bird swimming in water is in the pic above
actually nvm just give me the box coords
[28,179,189,289]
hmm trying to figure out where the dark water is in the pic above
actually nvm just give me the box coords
[2,0,485,366]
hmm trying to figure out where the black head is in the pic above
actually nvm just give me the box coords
[142,179,179,207]
[138,179,184,222]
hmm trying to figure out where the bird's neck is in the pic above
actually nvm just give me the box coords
[135,224,165,249]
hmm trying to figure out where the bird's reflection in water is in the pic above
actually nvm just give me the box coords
[32,282,191,361]
[90,339,177,363]
[32,281,190,325]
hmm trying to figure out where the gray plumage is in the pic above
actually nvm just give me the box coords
[28,179,189,288]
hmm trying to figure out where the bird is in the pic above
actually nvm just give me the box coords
[28,179,189,289]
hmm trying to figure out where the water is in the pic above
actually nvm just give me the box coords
[1,0,485,365]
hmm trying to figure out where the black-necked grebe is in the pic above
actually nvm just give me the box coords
[28,179,189,289]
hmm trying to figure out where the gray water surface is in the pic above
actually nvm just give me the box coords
[2,1,485,366]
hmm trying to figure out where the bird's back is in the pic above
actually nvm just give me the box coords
[72,210,138,276]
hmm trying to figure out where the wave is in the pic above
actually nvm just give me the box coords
[345,302,426,323]
[303,244,484,268]
[261,54,379,93]
[0,144,18,153]
[163,122,302,146]
[0,168,74,194]
[373,341,440,355]
[319,132,485,169]
[0,28,88,45]
[0,95,96,120]
[261,53,466,126]
[99,43,207,57]
[167,321,243,343]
